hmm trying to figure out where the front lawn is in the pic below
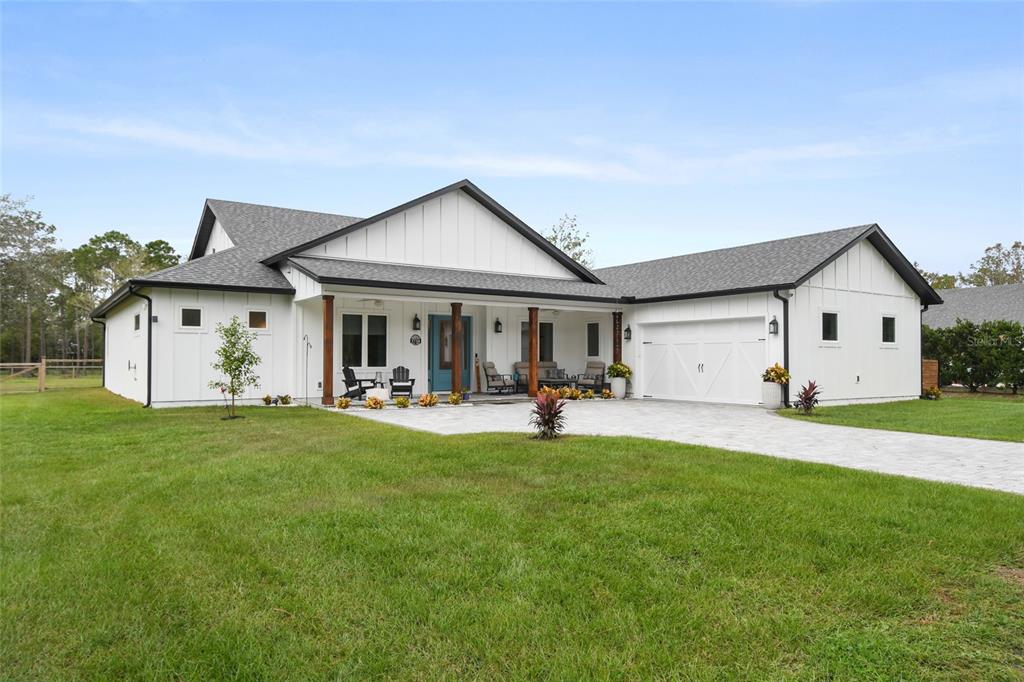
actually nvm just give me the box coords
[2,389,1023,679]
[779,392,1024,442]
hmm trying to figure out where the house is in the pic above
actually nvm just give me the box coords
[922,283,1023,328]
[91,179,942,408]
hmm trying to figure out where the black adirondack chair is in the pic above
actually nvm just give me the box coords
[389,366,415,397]
[342,366,374,399]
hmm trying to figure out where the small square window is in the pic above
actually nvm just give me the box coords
[822,312,838,342]
[134,314,140,331]
[181,308,202,328]
[248,310,268,329]
[882,316,896,344]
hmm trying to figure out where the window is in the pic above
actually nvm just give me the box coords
[248,310,268,330]
[181,308,202,328]
[521,321,554,362]
[367,315,387,367]
[133,313,141,331]
[587,322,600,357]
[821,312,838,342]
[882,316,896,344]
[342,314,363,367]
[341,313,388,368]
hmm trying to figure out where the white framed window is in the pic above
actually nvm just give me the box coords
[340,312,388,368]
[133,313,141,332]
[247,309,269,331]
[586,322,600,358]
[821,311,839,343]
[521,320,554,362]
[881,315,897,345]
[177,306,204,331]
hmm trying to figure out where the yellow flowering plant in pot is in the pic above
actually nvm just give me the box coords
[761,363,790,409]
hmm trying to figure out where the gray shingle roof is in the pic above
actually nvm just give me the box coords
[594,225,875,300]
[922,283,1024,328]
[138,199,363,291]
[289,257,622,302]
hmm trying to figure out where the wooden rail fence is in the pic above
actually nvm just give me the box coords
[0,358,103,392]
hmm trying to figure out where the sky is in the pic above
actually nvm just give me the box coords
[2,1,1022,273]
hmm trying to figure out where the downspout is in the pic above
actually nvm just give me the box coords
[920,304,929,398]
[128,285,153,408]
[90,317,107,387]
[773,289,791,407]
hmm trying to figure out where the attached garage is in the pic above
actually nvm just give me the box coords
[638,317,766,405]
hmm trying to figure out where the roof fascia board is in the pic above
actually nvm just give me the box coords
[92,279,295,318]
[631,284,795,304]
[263,179,604,284]
[187,201,217,261]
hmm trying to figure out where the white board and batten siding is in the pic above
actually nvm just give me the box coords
[103,296,150,404]
[625,292,785,405]
[203,219,234,256]
[789,239,921,405]
[299,189,577,279]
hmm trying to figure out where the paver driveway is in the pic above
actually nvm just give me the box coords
[345,400,1024,494]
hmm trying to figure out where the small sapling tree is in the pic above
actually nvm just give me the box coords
[209,315,261,419]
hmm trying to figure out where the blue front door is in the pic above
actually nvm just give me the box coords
[429,314,472,392]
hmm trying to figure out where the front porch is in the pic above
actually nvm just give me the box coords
[294,288,626,404]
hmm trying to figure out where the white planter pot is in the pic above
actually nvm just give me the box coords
[761,382,784,409]
[610,376,627,399]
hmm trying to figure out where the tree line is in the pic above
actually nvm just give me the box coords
[915,241,1023,289]
[923,320,1024,393]
[0,195,180,363]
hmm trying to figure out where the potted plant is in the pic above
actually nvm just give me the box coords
[461,385,471,401]
[607,362,632,399]
[760,363,790,409]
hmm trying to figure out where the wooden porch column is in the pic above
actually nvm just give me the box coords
[321,295,334,405]
[451,302,463,394]
[612,311,623,364]
[528,306,539,397]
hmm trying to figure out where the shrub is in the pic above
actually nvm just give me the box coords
[262,394,273,405]
[278,394,292,406]
[924,319,1024,393]
[447,392,463,406]
[335,397,352,409]
[793,381,822,414]
[607,362,632,379]
[559,387,582,400]
[538,386,560,399]
[761,363,790,384]
[601,388,614,399]
[418,393,439,407]
[529,390,567,439]
[365,396,385,409]
[395,396,410,408]
[922,386,942,400]
[581,389,595,400]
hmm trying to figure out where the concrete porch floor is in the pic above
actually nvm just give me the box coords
[338,399,1024,495]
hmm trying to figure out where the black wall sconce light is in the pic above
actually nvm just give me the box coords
[768,315,779,335]
[494,318,503,334]
[624,325,632,341]
[412,314,421,331]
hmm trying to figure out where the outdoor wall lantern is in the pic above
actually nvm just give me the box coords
[494,318,503,334]
[624,325,632,341]
[768,316,779,335]
[412,313,421,331]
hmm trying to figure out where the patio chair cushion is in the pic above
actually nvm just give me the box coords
[512,361,557,382]
[483,362,514,388]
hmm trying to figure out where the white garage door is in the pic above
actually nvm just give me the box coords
[640,317,765,405]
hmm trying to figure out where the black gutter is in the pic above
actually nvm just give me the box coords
[920,304,929,398]
[773,289,791,407]
[128,286,153,408]
[90,317,106,387]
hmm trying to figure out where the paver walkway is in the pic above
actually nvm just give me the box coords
[342,399,1024,494]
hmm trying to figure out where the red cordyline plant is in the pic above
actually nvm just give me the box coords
[530,387,567,439]
[793,380,822,414]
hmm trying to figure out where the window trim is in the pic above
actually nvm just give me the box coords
[246,308,270,333]
[176,305,205,332]
[819,309,840,345]
[881,313,898,347]
[133,312,141,334]
[586,321,600,358]
[338,311,389,369]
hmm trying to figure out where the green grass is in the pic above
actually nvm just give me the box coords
[3,389,1023,679]
[0,374,102,394]
[779,392,1024,442]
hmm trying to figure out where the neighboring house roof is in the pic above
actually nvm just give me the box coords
[922,283,1024,328]
[92,181,943,317]
[289,257,623,303]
